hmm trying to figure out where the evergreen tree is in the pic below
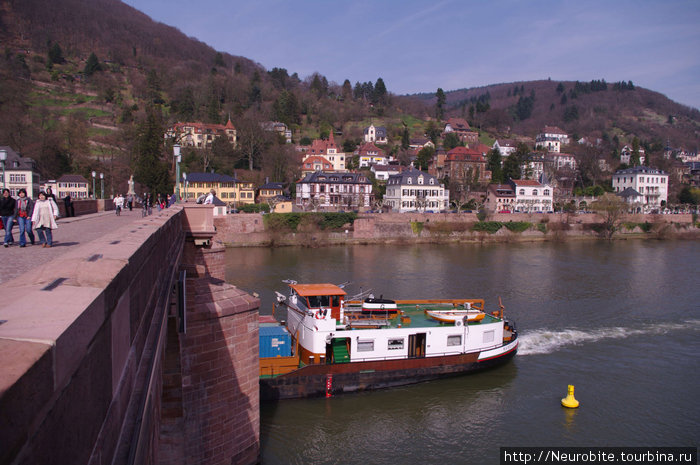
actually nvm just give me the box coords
[502,153,521,181]
[416,146,435,171]
[341,79,353,101]
[401,125,410,150]
[135,107,169,195]
[84,53,102,76]
[373,77,388,105]
[487,148,503,183]
[435,88,446,120]
[213,52,225,68]
[443,132,461,150]
[47,42,65,67]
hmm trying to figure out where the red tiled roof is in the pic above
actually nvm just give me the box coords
[511,179,542,186]
[447,118,470,131]
[542,125,566,134]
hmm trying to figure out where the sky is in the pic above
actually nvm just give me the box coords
[122,0,700,109]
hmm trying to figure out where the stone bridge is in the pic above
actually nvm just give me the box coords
[0,206,260,465]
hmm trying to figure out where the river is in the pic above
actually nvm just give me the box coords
[225,240,700,465]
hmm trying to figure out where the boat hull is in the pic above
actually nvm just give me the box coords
[260,334,518,400]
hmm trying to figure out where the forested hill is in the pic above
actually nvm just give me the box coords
[407,80,700,150]
[0,0,698,196]
[1,0,260,73]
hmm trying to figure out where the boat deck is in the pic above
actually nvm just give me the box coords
[342,302,501,329]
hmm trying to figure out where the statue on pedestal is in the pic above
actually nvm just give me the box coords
[127,175,136,195]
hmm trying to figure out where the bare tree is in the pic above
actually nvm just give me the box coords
[590,193,627,240]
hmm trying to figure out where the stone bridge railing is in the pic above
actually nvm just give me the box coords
[0,205,260,465]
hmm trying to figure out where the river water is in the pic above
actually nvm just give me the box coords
[225,240,700,465]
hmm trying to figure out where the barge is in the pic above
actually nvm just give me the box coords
[260,282,518,400]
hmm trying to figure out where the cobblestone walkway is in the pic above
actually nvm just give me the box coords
[0,208,162,285]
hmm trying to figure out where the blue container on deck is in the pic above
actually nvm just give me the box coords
[259,325,292,358]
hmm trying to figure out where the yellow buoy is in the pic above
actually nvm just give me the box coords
[561,385,580,408]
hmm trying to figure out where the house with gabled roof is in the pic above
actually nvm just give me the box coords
[1,146,41,198]
[535,126,569,153]
[510,179,553,213]
[493,139,518,158]
[444,118,479,144]
[165,118,237,148]
[384,168,449,213]
[299,132,346,171]
[301,155,335,175]
[443,146,491,184]
[184,172,255,205]
[355,142,387,167]
[484,183,516,213]
[363,124,387,144]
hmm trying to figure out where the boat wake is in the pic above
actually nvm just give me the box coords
[518,319,700,356]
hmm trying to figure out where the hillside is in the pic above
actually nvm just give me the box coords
[406,80,700,150]
[0,0,698,200]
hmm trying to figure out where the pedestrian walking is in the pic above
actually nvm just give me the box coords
[15,189,35,247]
[127,194,133,211]
[63,194,74,217]
[114,193,125,216]
[31,191,59,248]
[1,188,16,247]
[45,186,57,202]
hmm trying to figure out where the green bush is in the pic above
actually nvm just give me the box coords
[536,223,547,234]
[264,213,303,231]
[410,221,424,235]
[472,221,503,234]
[503,221,531,233]
[239,203,270,213]
[263,212,356,231]
[319,212,357,230]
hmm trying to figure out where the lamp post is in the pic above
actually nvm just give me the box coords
[91,171,96,199]
[100,173,104,199]
[173,144,181,202]
[182,172,187,202]
[0,149,6,189]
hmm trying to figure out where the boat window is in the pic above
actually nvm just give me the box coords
[307,295,330,308]
[331,295,340,307]
[357,339,374,352]
[388,338,404,350]
[447,335,462,346]
[483,330,494,343]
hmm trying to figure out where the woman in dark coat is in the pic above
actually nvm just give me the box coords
[1,188,16,247]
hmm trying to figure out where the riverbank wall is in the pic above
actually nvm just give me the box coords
[213,212,699,247]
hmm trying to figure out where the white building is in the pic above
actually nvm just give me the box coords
[0,146,41,198]
[356,143,387,168]
[371,164,402,181]
[510,179,553,213]
[612,166,668,210]
[296,172,372,210]
[620,145,646,165]
[493,139,517,158]
[384,169,449,213]
[42,175,90,200]
[535,126,569,153]
[363,124,387,144]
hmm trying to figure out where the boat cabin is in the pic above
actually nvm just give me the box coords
[289,283,346,320]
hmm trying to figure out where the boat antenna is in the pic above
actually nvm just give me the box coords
[497,296,505,318]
